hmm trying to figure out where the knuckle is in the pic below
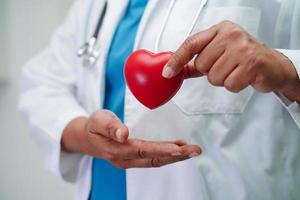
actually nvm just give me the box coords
[105,153,117,162]
[224,78,240,93]
[137,148,147,158]
[183,36,198,52]
[219,20,234,27]
[105,120,115,138]
[251,75,270,93]
[207,72,223,86]
[171,35,198,67]
[239,39,251,53]
[248,55,262,69]
[151,158,163,168]
[171,52,184,67]
[135,140,147,158]
[194,58,208,74]
[252,74,266,86]
[228,27,244,39]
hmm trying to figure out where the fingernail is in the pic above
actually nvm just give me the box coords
[189,152,200,158]
[162,65,175,78]
[115,129,123,142]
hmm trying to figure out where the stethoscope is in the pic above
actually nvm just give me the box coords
[77,1,108,67]
[77,0,208,68]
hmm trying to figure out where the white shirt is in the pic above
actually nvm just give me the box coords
[19,0,300,199]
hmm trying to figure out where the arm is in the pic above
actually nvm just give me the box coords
[20,0,200,182]
[19,0,90,182]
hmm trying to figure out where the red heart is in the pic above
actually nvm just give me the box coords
[124,49,184,109]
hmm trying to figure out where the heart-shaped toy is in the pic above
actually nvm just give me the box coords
[124,49,184,109]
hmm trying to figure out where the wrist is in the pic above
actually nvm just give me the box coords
[61,116,91,155]
[280,82,300,104]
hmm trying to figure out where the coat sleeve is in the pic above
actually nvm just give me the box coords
[276,49,300,128]
[19,0,91,183]
[274,0,300,129]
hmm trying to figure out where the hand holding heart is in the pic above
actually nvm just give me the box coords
[125,21,300,109]
[162,21,300,102]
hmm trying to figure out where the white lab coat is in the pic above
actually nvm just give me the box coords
[19,0,300,199]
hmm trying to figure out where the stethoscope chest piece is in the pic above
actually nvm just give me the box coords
[78,1,107,68]
[77,36,100,67]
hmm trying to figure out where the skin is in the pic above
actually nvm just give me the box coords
[162,21,300,103]
[62,110,201,169]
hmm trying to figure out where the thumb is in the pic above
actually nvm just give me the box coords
[88,110,129,143]
[162,51,194,79]
[162,26,217,79]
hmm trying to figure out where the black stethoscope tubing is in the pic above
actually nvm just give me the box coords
[77,1,108,67]
[93,1,108,39]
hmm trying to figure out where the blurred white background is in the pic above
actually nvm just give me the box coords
[0,0,76,199]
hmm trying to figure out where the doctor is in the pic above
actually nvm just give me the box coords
[19,0,300,200]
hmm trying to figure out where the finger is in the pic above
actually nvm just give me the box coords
[183,60,204,79]
[88,135,181,160]
[177,144,202,157]
[193,36,226,75]
[115,155,191,169]
[162,26,218,79]
[111,139,201,160]
[207,51,239,86]
[130,139,201,158]
[126,139,184,159]
[86,131,117,157]
[89,133,202,165]
[224,65,253,93]
[89,110,129,143]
